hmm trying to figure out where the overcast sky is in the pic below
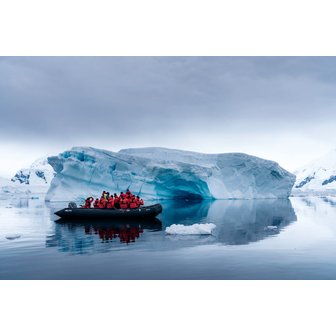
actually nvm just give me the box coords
[1,56,336,177]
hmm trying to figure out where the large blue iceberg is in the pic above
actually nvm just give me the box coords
[46,147,295,201]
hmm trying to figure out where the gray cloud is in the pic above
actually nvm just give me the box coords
[1,56,336,175]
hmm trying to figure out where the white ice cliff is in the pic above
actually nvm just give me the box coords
[46,147,295,202]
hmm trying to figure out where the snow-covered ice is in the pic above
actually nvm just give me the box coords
[46,147,295,201]
[293,149,336,196]
[165,223,216,235]
[11,156,55,187]
[0,156,56,197]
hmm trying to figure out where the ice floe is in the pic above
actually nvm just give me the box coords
[165,223,216,235]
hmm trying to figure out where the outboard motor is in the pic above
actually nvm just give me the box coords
[68,202,77,209]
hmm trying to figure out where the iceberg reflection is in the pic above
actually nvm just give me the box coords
[161,199,297,245]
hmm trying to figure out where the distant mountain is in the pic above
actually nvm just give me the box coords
[0,156,56,196]
[11,156,55,186]
[293,149,336,195]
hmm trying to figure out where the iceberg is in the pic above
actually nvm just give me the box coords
[46,147,295,202]
[165,223,216,235]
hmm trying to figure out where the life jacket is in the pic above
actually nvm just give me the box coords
[98,198,107,209]
[129,198,138,209]
[113,196,120,209]
[83,197,93,208]
[106,197,114,209]
[120,197,129,209]
[93,199,99,208]
[136,198,144,206]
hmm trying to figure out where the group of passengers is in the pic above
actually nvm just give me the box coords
[82,189,144,210]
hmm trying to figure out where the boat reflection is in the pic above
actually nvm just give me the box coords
[46,218,162,254]
[85,224,143,244]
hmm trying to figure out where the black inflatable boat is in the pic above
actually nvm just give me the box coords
[54,203,163,220]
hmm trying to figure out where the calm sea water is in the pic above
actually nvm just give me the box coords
[1,196,336,279]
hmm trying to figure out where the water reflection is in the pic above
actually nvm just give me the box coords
[209,199,297,245]
[321,196,336,207]
[46,218,162,254]
[85,225,144,244]
[47,199,297,254]
[159,199,297,245]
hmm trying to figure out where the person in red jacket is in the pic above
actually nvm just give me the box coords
[136,196,144,207]
[98,197,107,209]
[106,196,115,209]
[129,196,138,209]
[93,198,99,208]
[114,193,120,209]
[120,196,129,209]
[82,197,94,208]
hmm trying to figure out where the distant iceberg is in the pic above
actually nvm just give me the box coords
[46,147,295,201]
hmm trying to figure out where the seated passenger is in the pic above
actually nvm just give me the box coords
[136,196,144,207]
[93,198,99,208]
[114,193,120,209]
[98,197,107,209]
[82,196,94,208]
[126,189,133,200]
[129,196,138,209]
[106,196,115,209]
[120,196,129,209]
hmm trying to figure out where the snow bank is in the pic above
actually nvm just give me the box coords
[46,147,295,201]
[165,223,216,235]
